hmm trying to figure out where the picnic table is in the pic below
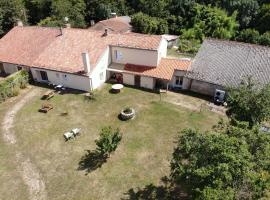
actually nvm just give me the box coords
[39,103,53,113]
[63,128,81,141]
[42,90,54,100]
[112,84,124,93]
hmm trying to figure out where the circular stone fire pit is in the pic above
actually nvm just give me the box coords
[120,107,135,121]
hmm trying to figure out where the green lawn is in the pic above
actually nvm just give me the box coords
[0,84,222,199]
[167,48,195,59]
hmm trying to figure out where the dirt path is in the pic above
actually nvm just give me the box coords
[1,88,47,200]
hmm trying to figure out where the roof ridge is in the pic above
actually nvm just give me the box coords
[205,37,270,50]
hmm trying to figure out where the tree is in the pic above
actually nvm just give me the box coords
[95,126,122,157]
[131,12,168,34]
[38,0,86,28]
[226,77,270,126]
[256,3,270,33]
[171,121,270,199]
[24,0,52,25]
[236,28,260,43]
[220,0,259,28]
[0,0,27,36]
[258,31,270,46]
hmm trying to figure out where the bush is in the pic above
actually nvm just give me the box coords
[95,126,122,157]
[236,29,260,44]
[0,70,29,103]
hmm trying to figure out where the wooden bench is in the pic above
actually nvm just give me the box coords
[42,90,54,100]
[39,103,53,113]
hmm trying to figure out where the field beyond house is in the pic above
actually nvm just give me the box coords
[0,84,222,200]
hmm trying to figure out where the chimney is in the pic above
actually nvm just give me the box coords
[65,23,71,28]
[17,20,23,27]
[102,28,108,37]
[82,52,91,74]
[111,12,117,18]
[90,20,95,26]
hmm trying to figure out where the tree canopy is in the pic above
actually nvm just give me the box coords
[0,0,270,48]
[226,78,270,127]
[171,120,270,199]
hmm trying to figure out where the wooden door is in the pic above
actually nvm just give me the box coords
[134,75,140,87]
[0,63,5,74]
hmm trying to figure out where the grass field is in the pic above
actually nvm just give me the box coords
[0,84,222,200]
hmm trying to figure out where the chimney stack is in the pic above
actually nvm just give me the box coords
[82,52,91,74]
[111,13,117,18]
[17,20,23,27]
[90,20,95,26]
[65,23,71,28]
[103,28,108,37]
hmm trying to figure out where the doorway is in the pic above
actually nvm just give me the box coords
[134,75,140,87]
[40,71,48,81]
[0,63,5,74]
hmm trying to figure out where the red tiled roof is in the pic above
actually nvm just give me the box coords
[90,17,131,33]
[0,26,162,74]
[124,58,191,80]
[0,26,59,66]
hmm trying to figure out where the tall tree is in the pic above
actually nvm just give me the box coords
[171,121,270,199]
[24,0,52,25]
[38,0,86,28]
[226,77,270,127]
[256,3,270,33]
[0,0,27,36]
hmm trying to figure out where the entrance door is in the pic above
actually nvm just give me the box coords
[40,71,48,81]
[134,75,140,87]
[0,63,4,74]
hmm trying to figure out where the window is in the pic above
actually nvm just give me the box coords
[100,72,104,81]
[175,76,183,86]
[115,50,123,61]
[40,71,48,81]
[62,74,68,81]
[56,73,60,78]
[17,66,22,71]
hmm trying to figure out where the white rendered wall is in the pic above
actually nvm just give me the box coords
[141,76,154,89]
[123,73,134,86]
[31,68,91,91]
[111,46,158,66]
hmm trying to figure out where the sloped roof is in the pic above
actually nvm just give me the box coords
[124,58,191,80]
[0,26,162,74]
[90,16,131,33]
[186,39,270,87]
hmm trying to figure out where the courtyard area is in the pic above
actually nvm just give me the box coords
[0,84,223,200]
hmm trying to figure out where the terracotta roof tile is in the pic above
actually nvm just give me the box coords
[90,17,132,33]
[0,26,162,74]
[124,58,191,80]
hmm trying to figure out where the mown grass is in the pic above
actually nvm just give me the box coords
[0,84,222,199]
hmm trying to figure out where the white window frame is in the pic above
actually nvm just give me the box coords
[175,76,183,86]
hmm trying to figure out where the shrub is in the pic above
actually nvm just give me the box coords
[95,126,122,157]
[0,70,29,103]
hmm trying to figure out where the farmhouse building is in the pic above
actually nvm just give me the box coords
[1,25,269,96]
[0,26,190,91]
[184,39,270,96]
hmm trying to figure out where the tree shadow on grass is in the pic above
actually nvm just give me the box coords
[122,176,189,200]
[77,150,108,175]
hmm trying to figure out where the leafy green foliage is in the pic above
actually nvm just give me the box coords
[226,77,270,126]
[171,121,270,199]
[0,0,26,36]
[256,3,270,33]
[131,12,168,34]
[236,28,260,43]
[95,126,122,157]
[0,70,29,103]
[38,0,86,28]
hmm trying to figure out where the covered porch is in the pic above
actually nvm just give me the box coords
[107,63,169,90]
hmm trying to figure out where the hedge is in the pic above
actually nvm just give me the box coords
[0,70,29,103]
